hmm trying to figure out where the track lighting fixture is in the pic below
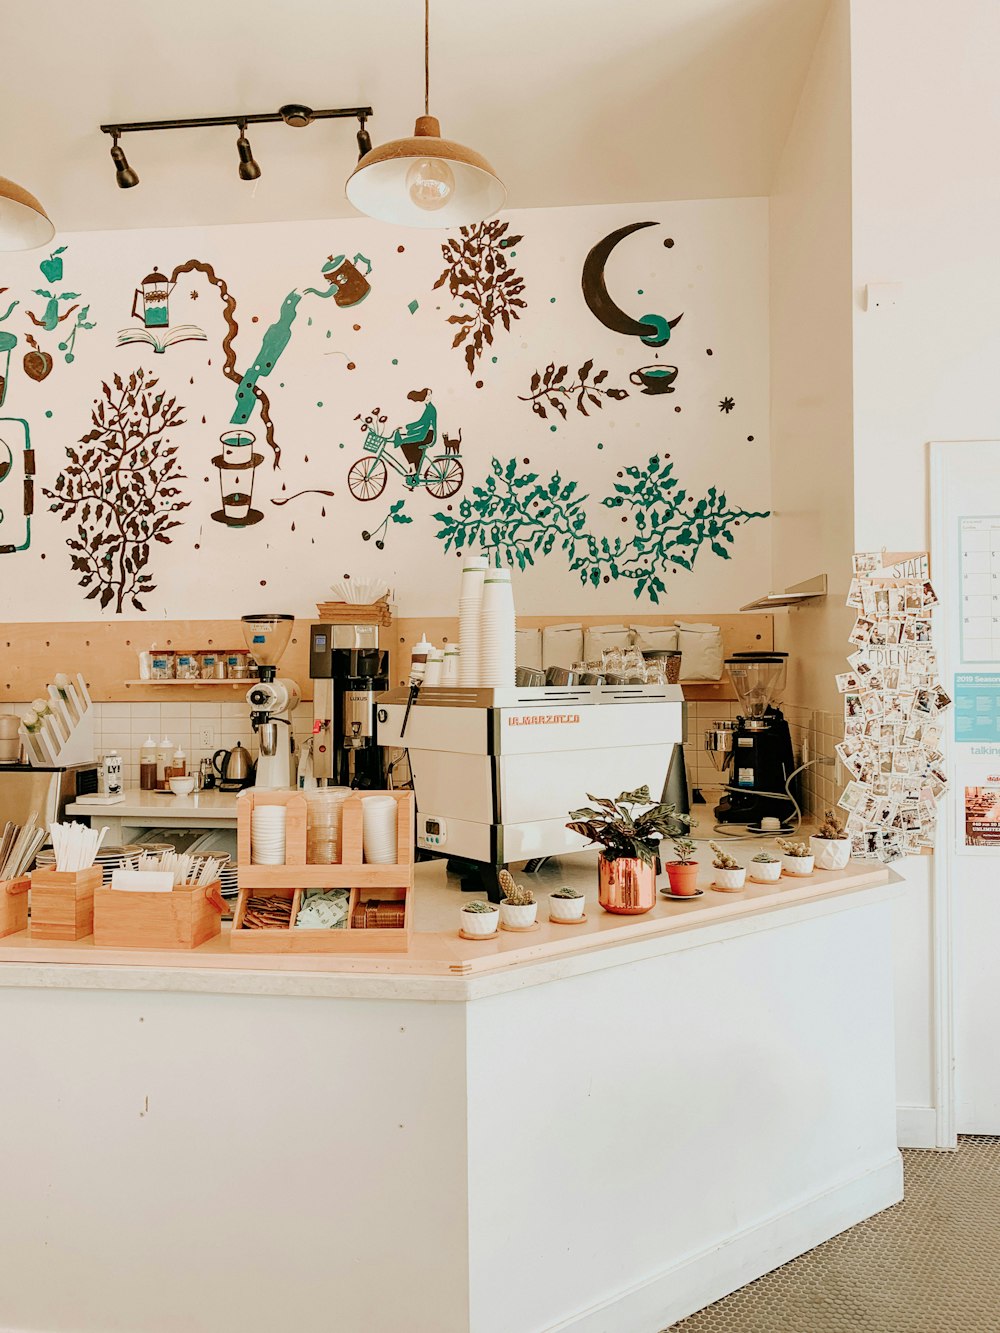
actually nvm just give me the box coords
[100,104,373,190]
[236,121,261,181]
[109,132,139,190]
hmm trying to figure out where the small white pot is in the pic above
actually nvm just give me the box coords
[781,853,815,877]
[461,906,500,937]
[749,859,782,883]
[499,901,538,929]
[810,836,851,870]
[712,865,746,891]
[549,892,586,921]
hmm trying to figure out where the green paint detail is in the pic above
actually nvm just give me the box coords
[316,401,323,408]
[45,410,53,419]
[0,331,17,352]
[391,358,398,366]
[597,442,604,450]
[549,297,556,303]
[433,456,770,603]
[0,301,19,325]
[408,300,419,314]
[637,289,644,295]
[491,356,498,364]
[339,442,345,449]
[639,313,671,347]
[550,425,557,432]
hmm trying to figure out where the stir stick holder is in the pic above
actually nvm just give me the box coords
[29,866,101,940]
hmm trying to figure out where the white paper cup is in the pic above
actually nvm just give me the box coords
[362,795,398,864]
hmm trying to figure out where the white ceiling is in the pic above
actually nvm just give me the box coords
[3,0,830,234]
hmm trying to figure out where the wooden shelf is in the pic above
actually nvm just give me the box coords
[124,679,247,689]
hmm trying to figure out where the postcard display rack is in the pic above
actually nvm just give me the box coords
[232,790,414,953]
[837,550,951,861]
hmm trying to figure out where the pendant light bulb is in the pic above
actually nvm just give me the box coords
[110,133,139,190]
[405,156,455,211]
[236,123,261,181]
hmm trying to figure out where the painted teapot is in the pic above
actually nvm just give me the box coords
[132,269,175,328]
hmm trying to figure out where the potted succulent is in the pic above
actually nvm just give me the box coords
[549,884,586,923]
[567,786,689,915]
[810,810,851,870]
[498,870,538,930]
[749,850,782,884]
[709,842,746,892]
[665,833,700,896]
[777,837,815,877]
[460,899,500,938]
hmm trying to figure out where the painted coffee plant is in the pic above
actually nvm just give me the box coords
[434,454,769,603]
[44,370,188,613]
[434,220,525,374]
[518,359,628,420]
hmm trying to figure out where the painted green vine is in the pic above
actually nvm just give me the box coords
[433,455,769,603]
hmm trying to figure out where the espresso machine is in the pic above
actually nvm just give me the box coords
[713,652,796,827]
[241,614,301,790]
[309,623,389,788]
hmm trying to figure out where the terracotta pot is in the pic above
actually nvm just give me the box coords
[664,861,700,896]
[598,856,657,914]
[810,836,851,870]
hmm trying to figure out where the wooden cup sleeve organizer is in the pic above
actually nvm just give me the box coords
[0,877,30,939]
[231,789,414,953]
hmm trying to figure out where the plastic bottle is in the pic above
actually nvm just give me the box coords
[156,736,173,791]
[139,735,157,791]
[169,744,187,780]
[410,634,433,685]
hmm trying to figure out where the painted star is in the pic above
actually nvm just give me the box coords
[189,289,199,301]
[719,396,735,413]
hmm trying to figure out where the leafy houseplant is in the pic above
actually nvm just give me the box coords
[567,786,689,915]
[777,838,815,877]
[665,833,700,897]
[461,899,500,938]
[498,869,538,930]
[549,883,586,924]
[749,850,782,884]
[709,841,746,892]
[811,810,851,870]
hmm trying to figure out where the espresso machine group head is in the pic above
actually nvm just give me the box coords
[309,622,389,789]
[241,614,300,789]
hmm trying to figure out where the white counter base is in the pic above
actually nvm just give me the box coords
[0,879,901,1333]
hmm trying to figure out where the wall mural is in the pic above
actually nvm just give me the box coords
[43,371,187,611]
[434,454,767,603]
[0,199,771,616]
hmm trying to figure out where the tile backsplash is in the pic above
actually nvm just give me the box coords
[0,700,316,787]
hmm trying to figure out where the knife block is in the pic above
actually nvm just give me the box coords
[29,866,101,940]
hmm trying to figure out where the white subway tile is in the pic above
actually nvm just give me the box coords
[161,702,191,721]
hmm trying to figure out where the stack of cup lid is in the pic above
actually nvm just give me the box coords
[459,554,489,687]
[250,805,286,865]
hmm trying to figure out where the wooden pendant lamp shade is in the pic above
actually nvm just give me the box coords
[0,175,55,251]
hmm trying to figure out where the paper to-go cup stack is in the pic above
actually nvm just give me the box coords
[251,805,286,864]
[479,567,516,687]
[305,786,352,865]
[459,555,488,686]
[361,795,398,865]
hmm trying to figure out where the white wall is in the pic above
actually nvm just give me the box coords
[768,0,854,813]
[850,0,1000,1142]
[0,199,771,621]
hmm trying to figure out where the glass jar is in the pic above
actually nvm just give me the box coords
[150,650,175,681]
[226,650,250,680]
[175,651,199,680]
[200,651,219,681]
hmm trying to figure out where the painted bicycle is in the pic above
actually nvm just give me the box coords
[347,427,464,501]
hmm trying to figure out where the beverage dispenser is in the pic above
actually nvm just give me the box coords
[309,623,388,788]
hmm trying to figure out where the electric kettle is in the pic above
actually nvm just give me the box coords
[213,743,254,791]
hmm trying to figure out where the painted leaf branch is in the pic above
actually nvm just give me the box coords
[433,221,525,374]
[43,369,189,614]
[433,455,769,604]
[518,359,628,419]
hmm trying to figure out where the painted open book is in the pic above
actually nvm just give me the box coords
[116,325,207,353]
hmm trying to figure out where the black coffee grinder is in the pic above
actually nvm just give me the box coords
[714,652,796,827]
[309,623,389,789]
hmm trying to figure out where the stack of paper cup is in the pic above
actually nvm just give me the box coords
[251,805,286,864]
[424,648,445,685]
[361,794,398,864]
[442,643,461,685]
[459,555,488,686]
[480,567,516,687]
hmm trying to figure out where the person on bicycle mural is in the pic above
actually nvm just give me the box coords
[392,388,437,482]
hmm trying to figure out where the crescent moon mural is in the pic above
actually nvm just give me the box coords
[581,221,683,348]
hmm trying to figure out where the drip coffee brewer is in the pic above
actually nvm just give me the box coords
[241,614,301,790]
[713,653,796,827]
[309,623,388,789]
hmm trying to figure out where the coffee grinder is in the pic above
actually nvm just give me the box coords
[241,614,301,790]
[713,652,796,827]
[309,623,388,788]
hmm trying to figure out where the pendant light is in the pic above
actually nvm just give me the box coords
[346,0,506,228]
[0,175,55,251]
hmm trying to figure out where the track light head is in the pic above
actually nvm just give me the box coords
[109,132,139,189]
[356,114,373,162]
[236,123,261,181]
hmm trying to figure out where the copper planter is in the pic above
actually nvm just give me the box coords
[598,856,657,915]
